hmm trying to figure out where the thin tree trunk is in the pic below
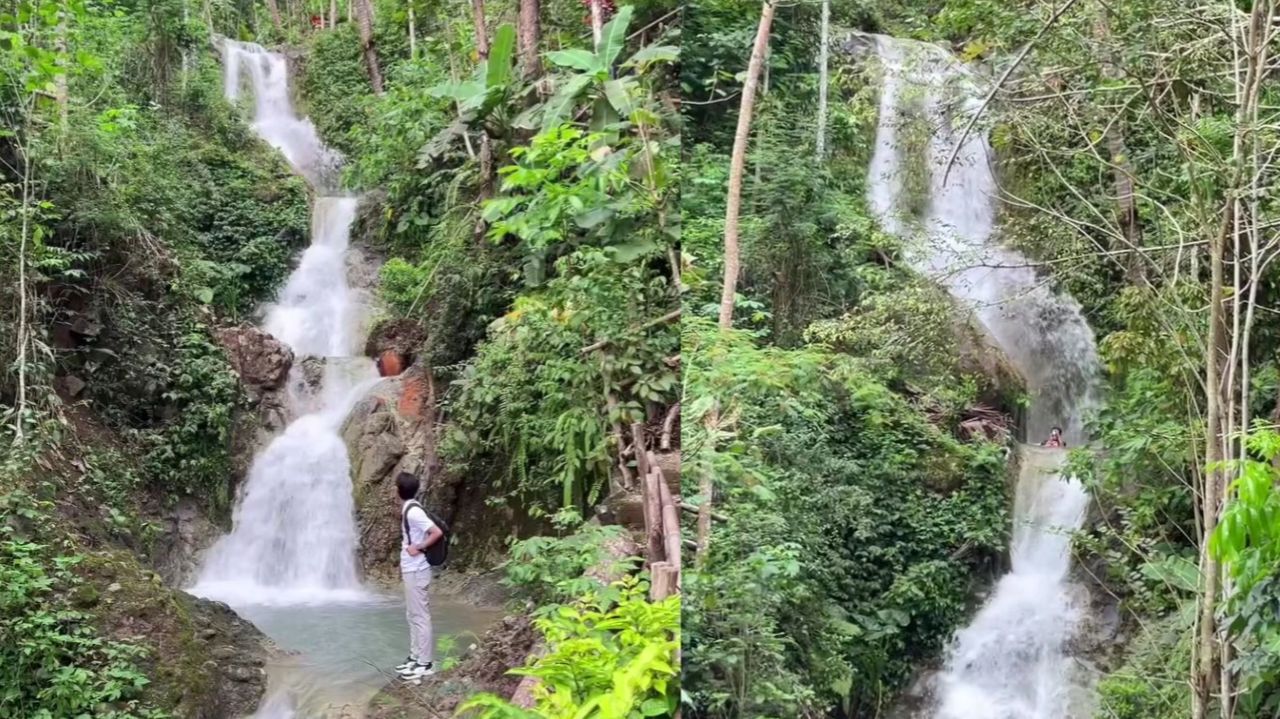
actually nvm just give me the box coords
[354,0,384,93]
[472,0,493,242]
[264,0,284,34]
[1194,197,1229,719]
[472,0,489,56]
[717,0,774,329]
[329,0,336,27]
[518,0,540,80]
[14,144,32,446]
[589,0,603,49]
[815,0,829,159]
[699,0,775,563]
[54,19,68,132]
[407,4,416,58]
[1093,3,1142,283]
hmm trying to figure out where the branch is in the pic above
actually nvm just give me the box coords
[942,0,1082,185]
[580,308,681,354]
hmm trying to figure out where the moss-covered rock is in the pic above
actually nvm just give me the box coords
[78,549,272,719]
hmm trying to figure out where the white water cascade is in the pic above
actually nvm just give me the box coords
[865,34,1103,718]
[191,40,376,607]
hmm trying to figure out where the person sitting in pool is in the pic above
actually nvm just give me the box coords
[1042,426,1066,448]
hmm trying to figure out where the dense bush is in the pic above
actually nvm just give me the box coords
[682,319,1008,717]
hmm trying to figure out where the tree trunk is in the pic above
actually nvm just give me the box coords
[1092,3,1142,283]
[717,0,774,329]
[1194,200,1229,719]
[699,0,775,563]
[54,15,69,132]
[518,0,540,80]
[355,0,384,93]
[472,0,489,56]
[589,0,603,50]
[407,4,416,58]
[329,0,336,27]
[472,0,493,242]
[264,0,284,34]
[815,0,829,159]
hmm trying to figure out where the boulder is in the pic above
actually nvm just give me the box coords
[151,498,222,586]
[364,318,425,373]
[341,368,434,582]
[215,324,294,392]
[80,549,272,719]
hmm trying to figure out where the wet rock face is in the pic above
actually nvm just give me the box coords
[151,498,221,586]
[215,324,294,393]
[187,598,273,719]
[341,366,440,583]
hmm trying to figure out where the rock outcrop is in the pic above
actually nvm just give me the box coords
[365,614,537,719]
[80,549,272,719]
[215,324,294,394]
[341,365,440,583]
[216,323,295,440]
[341,362,536,582]
[151,498,222,586]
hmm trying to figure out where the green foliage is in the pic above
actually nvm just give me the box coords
[325,2,683,517]
[503,520,632,606]
[682,318,1008,717]
[1092,606,1194,719]
[0,484,163,719]
[459,577,679,719]
[1206,429,1280,714]
[138,326,240,505]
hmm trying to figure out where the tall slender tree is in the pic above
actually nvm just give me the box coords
[699,0,776,560]
[355,0,384,93]
[815,0,829,159]
[517,0,540,80]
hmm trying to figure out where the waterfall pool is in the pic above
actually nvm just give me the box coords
[242,594,502,718]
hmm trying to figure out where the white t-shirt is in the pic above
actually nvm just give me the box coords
[400,502,437,574]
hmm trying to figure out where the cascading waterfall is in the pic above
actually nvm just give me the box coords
[865,34,1103,718]
[188,40,499,719]
[191,40,376,607]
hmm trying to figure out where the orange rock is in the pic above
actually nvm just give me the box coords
[399,376,425,418]
[378,350,404,377]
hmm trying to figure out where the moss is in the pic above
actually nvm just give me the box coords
[78,549,214,713]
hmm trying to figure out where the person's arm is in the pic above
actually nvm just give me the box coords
[405,508,441,556]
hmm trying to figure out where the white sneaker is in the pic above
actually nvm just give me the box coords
[398,662,435,681]
[394,657,416,672]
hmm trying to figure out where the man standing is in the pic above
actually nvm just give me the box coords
[394,472,443,681]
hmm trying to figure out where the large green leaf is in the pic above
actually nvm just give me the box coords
[546,48,596,72]
[589,93,619,133]
[623,44,678,69]
[541,74,593,131]
[486,24,516,89]
[602,78,634,116]
[417,114,473,166]
[596,5,634,71]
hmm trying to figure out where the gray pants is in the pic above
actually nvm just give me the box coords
[403,568,434,663]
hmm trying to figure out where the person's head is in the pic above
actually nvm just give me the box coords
[396,472,420,502]
[1050,427,1062,438]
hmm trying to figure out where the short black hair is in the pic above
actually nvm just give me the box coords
[1051,426,1063,433]
[396,472,420,501]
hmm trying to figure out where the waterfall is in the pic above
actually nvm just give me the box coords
[865,34,1102,718]
[191,40,376,608]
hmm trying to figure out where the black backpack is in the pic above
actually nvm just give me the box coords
[402,500,450,568]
